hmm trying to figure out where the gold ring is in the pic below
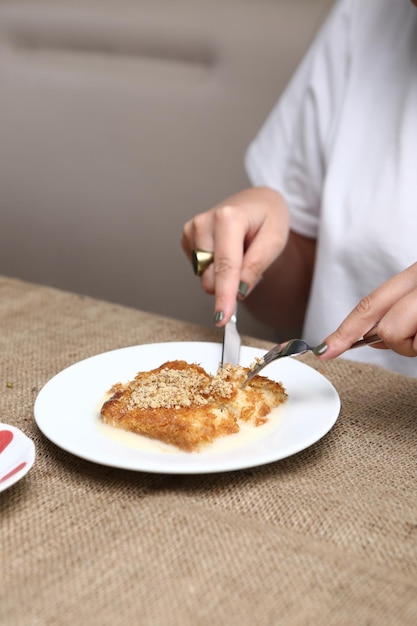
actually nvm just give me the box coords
[192,249,214,276]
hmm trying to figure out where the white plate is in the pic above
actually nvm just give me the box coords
[34,341,340,474]
[0,423,36,492]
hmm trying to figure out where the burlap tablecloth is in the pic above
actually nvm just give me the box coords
[1,276,416,625]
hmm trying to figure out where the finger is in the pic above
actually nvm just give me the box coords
[181,221,195,261]
[210,205,247,324]
[239,213,289,295]
[182,212,217,292]
[319,264,417,358]
[236,188,290,292]
[183,213,215,260]
[375,288,417,357]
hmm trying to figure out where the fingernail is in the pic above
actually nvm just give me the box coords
[214,311,224,324]
[238,280,249,299]
[313,343,328,355]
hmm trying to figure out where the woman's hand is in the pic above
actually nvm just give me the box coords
[318,262,417,360]
[181,186,290,326]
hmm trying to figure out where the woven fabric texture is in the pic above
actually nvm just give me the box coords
[1,276,416,625]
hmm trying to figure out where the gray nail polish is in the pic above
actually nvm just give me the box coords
[238,280,249,298]
[312,343,328,355]
[214,311,224,324]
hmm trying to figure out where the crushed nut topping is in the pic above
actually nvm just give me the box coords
[126,364,237,410]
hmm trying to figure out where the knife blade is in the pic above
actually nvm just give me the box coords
[221,305,241,366]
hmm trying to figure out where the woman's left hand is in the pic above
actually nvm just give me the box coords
[317,262,417,359]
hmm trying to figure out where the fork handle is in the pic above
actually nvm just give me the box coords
[349,333,381,349]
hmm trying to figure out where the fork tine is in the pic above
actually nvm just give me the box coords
[255,344,282,368]
[242,339,311,387]
[258,345,281,367]
[242,343,284,385]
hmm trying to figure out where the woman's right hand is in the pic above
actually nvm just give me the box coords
[181,186,291,326]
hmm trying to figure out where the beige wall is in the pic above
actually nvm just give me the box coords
[0,0,334,339]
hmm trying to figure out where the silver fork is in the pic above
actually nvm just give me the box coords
[242,333,381,386]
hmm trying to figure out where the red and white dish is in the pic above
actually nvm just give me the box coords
[0,424,36,492]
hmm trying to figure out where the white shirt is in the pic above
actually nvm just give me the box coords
[245,0,417,377]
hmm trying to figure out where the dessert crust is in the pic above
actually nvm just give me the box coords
[100,360,287,451]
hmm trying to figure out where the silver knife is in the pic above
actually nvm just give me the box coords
[221,305,241,366]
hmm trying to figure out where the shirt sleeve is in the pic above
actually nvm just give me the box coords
[245,0,353,238]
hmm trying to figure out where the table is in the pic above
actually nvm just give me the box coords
[1,275,416,625]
